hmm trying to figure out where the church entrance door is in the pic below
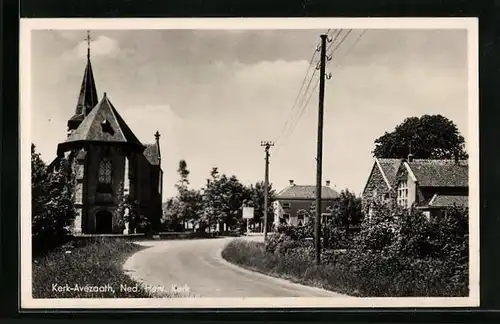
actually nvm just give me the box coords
[95,210,113,234]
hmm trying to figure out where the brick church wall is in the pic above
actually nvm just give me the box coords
[84,144,125,234]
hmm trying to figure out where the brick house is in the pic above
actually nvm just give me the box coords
[362,155,468,219]
[49,47,163,235]
[273,180,340,227]
[361,158,403,214]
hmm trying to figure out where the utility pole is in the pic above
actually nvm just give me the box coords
[261,141,274,241]
[315,34,328,265]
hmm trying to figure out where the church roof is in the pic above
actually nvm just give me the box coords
[72,55,99,121]
[143,144,160,166]
[59,93,144,153]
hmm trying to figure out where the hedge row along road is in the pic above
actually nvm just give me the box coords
[123,236,346,297]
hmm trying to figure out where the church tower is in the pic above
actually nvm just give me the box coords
[67,31,99,135]
[57,31,147,235]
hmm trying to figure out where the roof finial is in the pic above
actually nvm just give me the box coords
[85,30,92,59]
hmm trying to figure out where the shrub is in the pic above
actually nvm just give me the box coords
[32,144,76,256]
[224,202,469,297]
[276,223,314,240]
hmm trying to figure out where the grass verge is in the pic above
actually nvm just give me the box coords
[221,239,468,297]
[33,238,162,298]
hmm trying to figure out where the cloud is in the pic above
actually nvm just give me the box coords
[60,35,123,61]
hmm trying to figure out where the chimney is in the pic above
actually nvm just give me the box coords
[326,180,331,186]
[289,180,295,186]
[407,153,414,162]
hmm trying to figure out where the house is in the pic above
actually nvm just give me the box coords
[362,155,468,219]
[361,158,403,212]
[394,155,468,218]
[273,180,340,227]
[49,40,163,235]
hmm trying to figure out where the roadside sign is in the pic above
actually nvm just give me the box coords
[242,207,254,219]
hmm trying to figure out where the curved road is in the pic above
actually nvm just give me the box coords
[123,237,346,298]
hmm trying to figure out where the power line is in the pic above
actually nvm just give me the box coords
[274,30,339,145]
[277,30,350,146]
[274,29,366,155]
[326,29,344,53]
[274,45,320,144]
[326,29,353,59]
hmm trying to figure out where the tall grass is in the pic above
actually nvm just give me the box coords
[222,239,468,297]
[33,238,154,298]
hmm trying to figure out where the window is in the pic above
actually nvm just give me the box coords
[97,158,113,193]
[282,202,291,209]
[397,180,408,208]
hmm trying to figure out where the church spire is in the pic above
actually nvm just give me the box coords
[86,30,91,59]
[68,31,99,131]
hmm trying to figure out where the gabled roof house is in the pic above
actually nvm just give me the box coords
[362,155,468,219]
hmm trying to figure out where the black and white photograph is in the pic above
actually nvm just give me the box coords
[20,18,479,309]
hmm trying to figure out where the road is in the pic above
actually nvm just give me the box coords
[123,236,346,298]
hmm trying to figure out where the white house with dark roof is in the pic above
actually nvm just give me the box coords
[395,156,468,218]
[273,180,340,227]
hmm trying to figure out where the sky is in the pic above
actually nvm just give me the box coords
[30,28,469,199]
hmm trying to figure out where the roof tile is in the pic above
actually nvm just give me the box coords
[143,144,160,165]
[63,94,143,147]
[407,159,468,187]
[277,185,340,200]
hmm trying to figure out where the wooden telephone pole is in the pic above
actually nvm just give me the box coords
[315,34,328,265]
[261,141,274,241]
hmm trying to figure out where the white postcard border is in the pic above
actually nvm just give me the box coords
[20,17,480,309]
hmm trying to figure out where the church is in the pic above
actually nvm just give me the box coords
[51,34,163,235]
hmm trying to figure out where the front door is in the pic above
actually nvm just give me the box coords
[95,210,113,234]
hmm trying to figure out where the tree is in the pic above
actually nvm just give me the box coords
[162,197,184,231]
[173,160,202,229]
[372,114,468,160]
[201,170,249,231]
[245,181,276,231]
[32,144,76,255]
[329,189,363,229]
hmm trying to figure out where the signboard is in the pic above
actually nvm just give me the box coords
[242,207,254,219]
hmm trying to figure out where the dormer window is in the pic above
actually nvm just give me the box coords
[101,119,115,135]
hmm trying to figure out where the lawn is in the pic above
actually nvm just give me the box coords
[33,237,156,298]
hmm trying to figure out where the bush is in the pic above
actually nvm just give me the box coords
[276,223,314,240]
[223,203,469,297]
[32,145,76,256]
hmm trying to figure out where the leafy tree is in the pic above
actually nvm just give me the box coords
[32,144,76,255]
[329,189,363,229]
[172,160,202,229]
[161,197,184,231]
[245,181,276,231]
[372,114,468,160]
[201,170,249,231]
